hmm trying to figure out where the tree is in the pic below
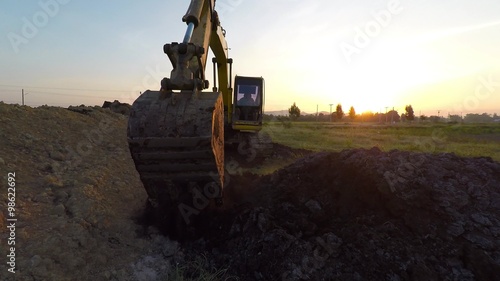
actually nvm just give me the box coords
[401,113,407,122]
[348,106,356,120]
[464,113,492,123]
[448,114,462,123]
[405,105,415,121]
[361,111,376,122]
[387,110,400,123]
[429,115,441,123]
[288,102,301,120]
[336,104,344,121]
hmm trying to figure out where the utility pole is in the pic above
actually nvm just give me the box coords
[22,89,28,106]
[316,104,319,122]
[329,104,333,122]
[385,107,388,123]
[391,107,394,123]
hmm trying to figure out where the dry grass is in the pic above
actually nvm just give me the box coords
[263,121,500,162]
[167,255,238,281]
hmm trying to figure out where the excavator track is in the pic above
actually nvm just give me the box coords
[127,90,224,217]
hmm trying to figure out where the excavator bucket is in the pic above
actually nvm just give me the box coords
[127,89,224,208]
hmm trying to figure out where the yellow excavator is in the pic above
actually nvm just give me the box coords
[127,0,266,226]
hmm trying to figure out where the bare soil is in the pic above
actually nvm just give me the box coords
[0,102,499,280]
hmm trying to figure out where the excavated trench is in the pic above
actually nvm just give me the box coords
[141,147,500,280]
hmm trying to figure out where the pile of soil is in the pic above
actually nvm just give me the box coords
[0,102,499,280]
[0,103,170,281]
[194,148,500,280]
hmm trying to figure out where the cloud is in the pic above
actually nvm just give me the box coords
[401,20,500,47]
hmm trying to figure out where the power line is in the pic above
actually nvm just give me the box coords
[1,100,104,107]
[26,90,122,100]
[26,102,71,106]
[0,84,132,93]
[1,89,129,101]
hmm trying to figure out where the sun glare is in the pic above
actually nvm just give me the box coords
[245,17,499,115]
[326,41,480,114]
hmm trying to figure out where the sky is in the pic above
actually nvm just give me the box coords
[1,0,499,116]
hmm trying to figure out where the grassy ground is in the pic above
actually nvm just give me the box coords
[262,121,500,162]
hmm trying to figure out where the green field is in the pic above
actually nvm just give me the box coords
[262,121,500,162]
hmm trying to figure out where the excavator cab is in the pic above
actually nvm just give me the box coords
[232,76,264,132]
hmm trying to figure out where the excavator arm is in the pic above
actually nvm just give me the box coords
[161,0,232,120]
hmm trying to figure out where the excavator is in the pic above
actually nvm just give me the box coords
[127,0,267,228]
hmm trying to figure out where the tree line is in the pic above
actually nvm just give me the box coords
[277,103,500,123]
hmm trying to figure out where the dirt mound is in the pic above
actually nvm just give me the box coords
[0,103,170,281]
[186,148,500,280]
[1,102,499,280]
[102,100,131,115]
